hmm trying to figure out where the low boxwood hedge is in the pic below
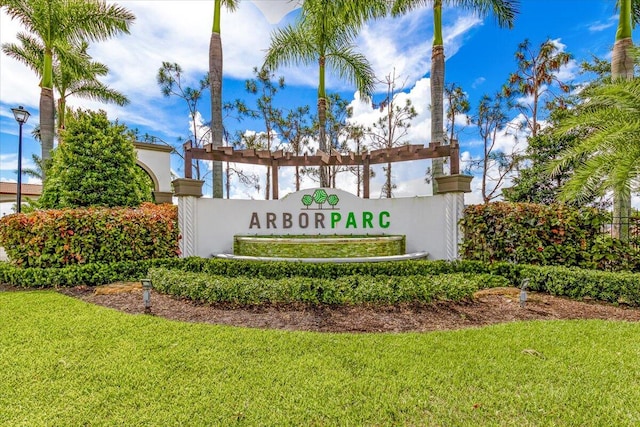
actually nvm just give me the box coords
[148,267,508,305]
[3,257,639,307]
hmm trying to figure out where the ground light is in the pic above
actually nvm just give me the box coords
[10,106,30,213]
[141,279,152,313]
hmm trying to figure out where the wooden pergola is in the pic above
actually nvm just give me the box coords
[184,140,460,199]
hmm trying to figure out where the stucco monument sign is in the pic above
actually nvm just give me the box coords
[175,139,472,261]
[173,180,471,260]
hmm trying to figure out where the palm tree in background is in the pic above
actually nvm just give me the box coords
[264,0,388,187]
[548,79,640,213]
[0,0,134,180]
[2,35,129,131]
[610,0,640,239]
[209,0,239,198]
[392,0,518,193]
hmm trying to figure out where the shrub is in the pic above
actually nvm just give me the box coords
[460,202,616,268]
[517,264,640,306]
[148,267,507,305]
[39,109,152,209]
[0,203,179,268]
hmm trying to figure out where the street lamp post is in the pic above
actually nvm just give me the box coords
[11,106,31,213]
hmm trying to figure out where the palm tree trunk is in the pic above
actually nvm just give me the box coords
[209,31,224,198]
[40,87,55,180]
[611,0,633,240]
[318,56,329,187]
[430,0,445,195]
[57,97,67,131]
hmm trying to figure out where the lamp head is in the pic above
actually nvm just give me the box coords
[11,106,30,124]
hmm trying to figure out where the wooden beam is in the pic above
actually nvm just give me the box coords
[450,139,460,175]
[318,149,330,164]
[272,163,279,200]
[363,157,370,199]
[184,140,193,179]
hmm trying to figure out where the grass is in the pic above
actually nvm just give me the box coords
[2,291,640,426]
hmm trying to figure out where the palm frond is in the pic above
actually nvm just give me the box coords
[452,0,519,29]
[1,32,43,74]
[326,45,376,97]
[264,24,317,70]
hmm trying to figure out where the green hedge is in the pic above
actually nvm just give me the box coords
[515,264,640,306]
[459,202,640,272]
[0,258,188,288]
[148,267,507,305]
[3,257,639,307]
[0,203,179,268]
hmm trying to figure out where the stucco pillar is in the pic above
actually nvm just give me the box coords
[172,179,204,258]
[435,175,472,260]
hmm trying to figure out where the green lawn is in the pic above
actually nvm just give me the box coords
[2,291,640,426]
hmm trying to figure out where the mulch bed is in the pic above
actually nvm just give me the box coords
[44,284,640,333]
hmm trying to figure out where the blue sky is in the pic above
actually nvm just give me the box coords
[0,0,635,209]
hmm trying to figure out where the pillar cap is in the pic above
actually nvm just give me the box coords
[435,174,473,194]
[172,179,204,197]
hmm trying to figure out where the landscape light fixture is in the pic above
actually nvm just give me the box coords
[520,278,530,308]
[11,106,30,213]
[141,278,152,313]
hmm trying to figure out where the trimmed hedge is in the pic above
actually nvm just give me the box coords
[460,202,606,267]
[148,267,507,305]
[3,256,639,307]
[515,264,640,306]
[0,203,179,268]
[0,258,187,288]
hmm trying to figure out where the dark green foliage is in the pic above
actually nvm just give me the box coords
[148,267,504,305]
[2,256,639,307]
[460,202,611,267]
[0,258,187,288]
[0,203,179,268]
[39,109,152,209]
[516,264,640,306]
[502,131,579,204]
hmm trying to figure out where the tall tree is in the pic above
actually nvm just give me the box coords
[264,0,388,187]
[468,92,520,203]
[275,105,314,191]
[367,71,417,198]
[502,38,572,138]
[0,0,135,179]
[444,82,470,143]
[240,67,286,199]
[392,0,518,193]
[157,62,210,184]
[2,36,129,131]
[610,0,640,239]
[209,0,239,198]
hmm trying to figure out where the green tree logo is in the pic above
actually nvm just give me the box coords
[301,190,340,210]
[327,194,339,209]
[301,194,313,209]
[313,189,328,208]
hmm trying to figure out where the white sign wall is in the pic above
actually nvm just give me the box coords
[177,188,465,260]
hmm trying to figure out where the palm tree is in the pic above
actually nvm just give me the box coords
[0,0,135,179]
[2,35,129,131]
[264,0,388,188]
[610,0,640,239]
[548,79,640,215]
[209,0,239,198]
[392,0,518,192]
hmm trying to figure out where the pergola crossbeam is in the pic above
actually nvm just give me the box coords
[186,140,461,199]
